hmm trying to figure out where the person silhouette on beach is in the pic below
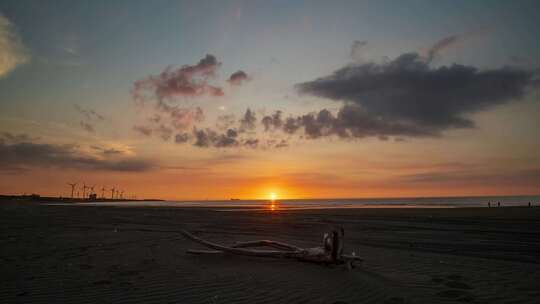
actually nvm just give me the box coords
[488,202,491,208]
[497,202,500,207]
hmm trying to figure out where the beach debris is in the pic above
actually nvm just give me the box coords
[181,228,363,269]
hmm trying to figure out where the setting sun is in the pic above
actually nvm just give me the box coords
[270,192,277,201]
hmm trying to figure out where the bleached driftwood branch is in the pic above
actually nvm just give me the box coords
[232,240,302,252]
[181,228,362,269]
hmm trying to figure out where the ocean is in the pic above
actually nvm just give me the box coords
[61,195,540,210]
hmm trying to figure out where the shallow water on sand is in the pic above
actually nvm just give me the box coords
[55,195,540,210]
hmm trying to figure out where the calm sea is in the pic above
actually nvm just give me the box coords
[63,195,540,210]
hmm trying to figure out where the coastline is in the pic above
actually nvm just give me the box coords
[8,193,537,210]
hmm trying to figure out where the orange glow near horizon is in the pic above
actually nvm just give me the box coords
[3,165,540,201]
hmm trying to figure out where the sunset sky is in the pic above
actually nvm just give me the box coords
[1,0,539,200]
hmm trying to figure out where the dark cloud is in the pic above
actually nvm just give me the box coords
[228,70,250,85]
[175,125,290,149]
[215,129,239,147]
[133,54,224,103]
[299,110,332,138]
[179,127,261,149]
[165,108,288,149]
[274,105,435,139]
[74,104,105,121]
[133,125,153,136]
[174,132,190,144]
[80,121,95,133]
[426,35,460,62]
[0,132,32,144]
[193,128,212,147]
[90,146,125,156]
[425,31,488,62]
[243,138,259,148]
[74,105,104,133]
[283,116,301,134]
[333,105,435,137]
[261,110,283,131]
[0,133,154,172]
[297,52,539,135]
[239,108,257,132]
[193,128,239,148]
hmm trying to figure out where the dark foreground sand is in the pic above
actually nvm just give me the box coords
[1,201,540,303]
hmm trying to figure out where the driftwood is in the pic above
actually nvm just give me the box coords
[181,228,362,269]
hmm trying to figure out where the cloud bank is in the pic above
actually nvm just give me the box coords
[0,132,154,173]
[0,13,30,77]
[296,51,539,136]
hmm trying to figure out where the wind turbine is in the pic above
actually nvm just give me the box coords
[101,186,106,199]
[67,182,77,198]
[120,190,124,200]
[110,187,116,199]
[82,184,88,199]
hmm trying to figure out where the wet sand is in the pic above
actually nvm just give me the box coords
[1,200,540,303]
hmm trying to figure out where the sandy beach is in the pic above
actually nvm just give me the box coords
[1,200,540,303]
